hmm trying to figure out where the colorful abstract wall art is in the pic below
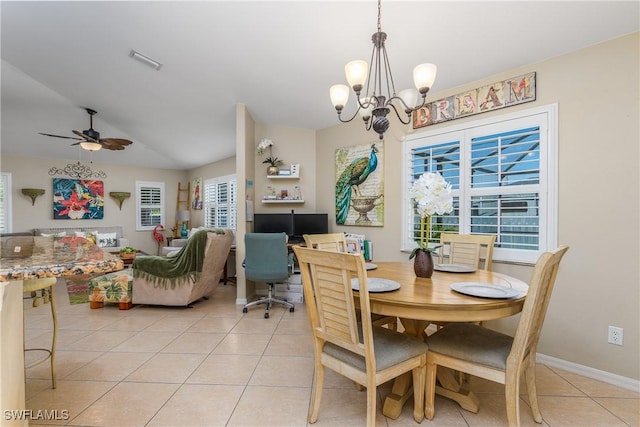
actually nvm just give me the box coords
[53,178,104,220]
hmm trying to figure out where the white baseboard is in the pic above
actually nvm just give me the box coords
[537,353,640,392]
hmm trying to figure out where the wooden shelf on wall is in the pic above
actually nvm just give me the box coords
[267,163,300,179]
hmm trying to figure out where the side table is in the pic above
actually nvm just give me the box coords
[109,250,148,266]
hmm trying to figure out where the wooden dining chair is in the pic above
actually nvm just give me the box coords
[293,246,428,425]
[438,233,496,270]
[303,233,397,331]
[425,245,569,427]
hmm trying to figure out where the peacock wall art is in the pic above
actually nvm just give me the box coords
[334,142,384,226]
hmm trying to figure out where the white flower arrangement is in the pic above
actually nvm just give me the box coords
[410,171,453,218]
[256,138,283,167]
[257,138,273,156]
[409,172,453,257]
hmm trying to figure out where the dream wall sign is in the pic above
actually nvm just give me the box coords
[413,72,536,129]
[53,178,104,220]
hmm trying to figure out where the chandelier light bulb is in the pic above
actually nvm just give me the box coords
[358,98,374,121]
[345,60,368,93]
[413,63,438,94]
[399,89,420,112]
[330,85,350,110]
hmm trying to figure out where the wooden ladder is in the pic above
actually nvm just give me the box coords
[175,182,191,236]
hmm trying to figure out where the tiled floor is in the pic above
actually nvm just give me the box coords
[23,281,639,426]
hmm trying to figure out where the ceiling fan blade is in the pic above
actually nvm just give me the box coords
[72,129,98,142]
[100,138,133,147]
[39,132,83,141]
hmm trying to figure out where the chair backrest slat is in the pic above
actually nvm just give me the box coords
[303,233,348,253]
[439,233,496,270]
[294,246,371,360]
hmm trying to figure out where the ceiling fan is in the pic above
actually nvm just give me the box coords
[39,108,133,151]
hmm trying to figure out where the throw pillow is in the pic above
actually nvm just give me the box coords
[96,232,118,248]
[40,231,66,237]
[75,230,98,244]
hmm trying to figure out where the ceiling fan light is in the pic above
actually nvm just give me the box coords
[330,84,350,110]
[413,63,437,93]
[80,141,102,151]
[345,60,368,93]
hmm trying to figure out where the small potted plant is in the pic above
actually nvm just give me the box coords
[119,246,137,260]
[257,138,283,175]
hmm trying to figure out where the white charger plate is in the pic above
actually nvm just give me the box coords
[351,277,400,293]
[450,282,520,299]
[365,263,378,271]
[434,263,476,273]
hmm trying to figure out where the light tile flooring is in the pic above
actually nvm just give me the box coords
[23,281,639,426]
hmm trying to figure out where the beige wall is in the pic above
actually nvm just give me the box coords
[253,124,317,213]
[1,154,187,255]
[314,33,639,380]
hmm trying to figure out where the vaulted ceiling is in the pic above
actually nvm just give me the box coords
[2,1,638,170]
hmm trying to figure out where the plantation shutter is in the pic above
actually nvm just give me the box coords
[0,173,10,234]
[404,105,556,263]
[204,175,237,230]
[136,182,164,230]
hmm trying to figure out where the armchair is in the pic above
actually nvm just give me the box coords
[132,229,234,307]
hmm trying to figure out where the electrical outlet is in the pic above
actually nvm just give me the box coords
[608,326,623,346]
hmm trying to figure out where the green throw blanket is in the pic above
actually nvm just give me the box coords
[132,229,225,289]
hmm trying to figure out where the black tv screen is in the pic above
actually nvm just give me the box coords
[293,213,328,238]
[253,213,294,235]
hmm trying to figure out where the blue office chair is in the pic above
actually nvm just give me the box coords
[242,233,294,319]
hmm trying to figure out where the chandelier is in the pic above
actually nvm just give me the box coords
[330,0,437,139]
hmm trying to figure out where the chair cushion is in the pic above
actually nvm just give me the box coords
[324,325,428,372]
[427,323,513,370]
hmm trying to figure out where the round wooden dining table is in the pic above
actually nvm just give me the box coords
[358,261,528,419]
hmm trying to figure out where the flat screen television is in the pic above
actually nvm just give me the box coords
[292,213,328,240]
[252,213,294,236]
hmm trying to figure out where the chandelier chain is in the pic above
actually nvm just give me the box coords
[377,0,382,33]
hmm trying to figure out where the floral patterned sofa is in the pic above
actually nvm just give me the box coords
[33,226,130,252]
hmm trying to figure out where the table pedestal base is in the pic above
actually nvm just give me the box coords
[381,318,480,419]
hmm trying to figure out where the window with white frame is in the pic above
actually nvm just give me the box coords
[0,173,12,234]
[204,175,237,230]
[136,181,165,231]
[403,104,557,264]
